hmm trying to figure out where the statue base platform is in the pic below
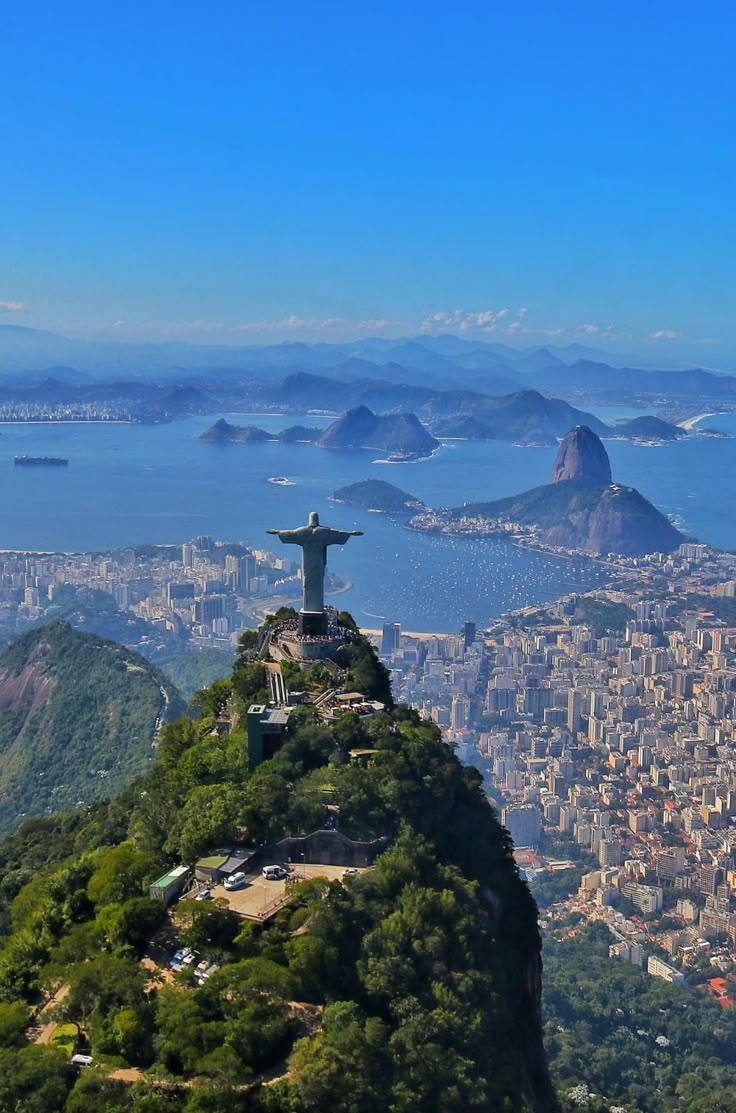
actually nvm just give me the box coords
[267,607,348,664]
[270,632,344,663]
[298,610,328,637]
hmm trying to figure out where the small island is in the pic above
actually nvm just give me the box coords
[200,418,321,444]
[317,406,439,458]
[200,408,438,460]
[608,415,686,442]
[333,479,426,514]
[697,427,732,439]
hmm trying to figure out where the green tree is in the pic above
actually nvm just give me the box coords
[289,1001,390,1112]
[96,897,166,955]
[61,955,146,1037]
[166,785,242,863]
[87,844,155,907]
[0,1000,29,1047]
[65,1072,133,1112]
[0,1044,70,1112]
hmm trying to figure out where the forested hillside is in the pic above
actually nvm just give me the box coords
[0,617,556,1112]
[0,621,184,833]
[545,925,736,1112]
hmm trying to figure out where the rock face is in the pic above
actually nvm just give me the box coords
[550,425,612,485]
[317,406,439,457]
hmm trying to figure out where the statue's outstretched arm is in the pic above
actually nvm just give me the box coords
[267,528,302,542]
[328,529,364,544]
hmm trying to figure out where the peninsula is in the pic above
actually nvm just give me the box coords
[409,426,685,557]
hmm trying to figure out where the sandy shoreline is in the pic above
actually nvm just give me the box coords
[678,412,719,430]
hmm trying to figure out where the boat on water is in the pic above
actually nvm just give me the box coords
[14,455,69,467]
[267,476,295,486]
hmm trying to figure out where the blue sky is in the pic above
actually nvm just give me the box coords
[1,2,734,361]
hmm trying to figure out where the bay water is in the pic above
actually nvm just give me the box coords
[0,409,729,631]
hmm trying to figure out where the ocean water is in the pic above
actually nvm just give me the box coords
[0,410,730,631]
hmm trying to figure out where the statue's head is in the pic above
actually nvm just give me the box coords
[308,511,320,527]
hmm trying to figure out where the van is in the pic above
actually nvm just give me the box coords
[71,1054,94,1068]
[262,865,287,880]
[224,871,247,891]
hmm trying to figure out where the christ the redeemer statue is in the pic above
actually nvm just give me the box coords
[267,511,362,635]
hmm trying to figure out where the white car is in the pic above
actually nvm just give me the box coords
[262,865,288,880]
[341,868,359,879]
[223,871,247,891]
[195,888,212,901]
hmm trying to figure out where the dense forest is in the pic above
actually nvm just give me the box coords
[544,925,736,1112]
[0,616,552,1112]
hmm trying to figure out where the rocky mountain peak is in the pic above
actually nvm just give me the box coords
[550,424,612,485]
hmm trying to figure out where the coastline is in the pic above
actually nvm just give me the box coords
[241,578,353,626]
[0,419,133,425]
[677,412,719,430]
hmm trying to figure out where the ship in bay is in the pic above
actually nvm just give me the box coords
[14,456,69,467]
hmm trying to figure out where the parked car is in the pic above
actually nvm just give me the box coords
[196,962,220,986]
[262,865,288,880]
[170,947,193,970]
[224,871,247,891]
[341,868,359,879]
[195,888,212,901]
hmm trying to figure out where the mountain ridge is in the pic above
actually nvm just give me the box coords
[0,620,184,832]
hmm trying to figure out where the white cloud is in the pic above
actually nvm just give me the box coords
[358,318,392,331]
[700,336,714,344]
[0,300,25,312]
[577,323,599,335]
[650,329,682,340]
[515,307,529,318]
[420,308,509,334]
[232,315,343,333]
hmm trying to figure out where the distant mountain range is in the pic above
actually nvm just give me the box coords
[2,326,735,409]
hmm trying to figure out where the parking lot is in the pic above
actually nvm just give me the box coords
[209,863,365,921]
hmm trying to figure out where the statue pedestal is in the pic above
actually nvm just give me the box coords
[298,610,328,637]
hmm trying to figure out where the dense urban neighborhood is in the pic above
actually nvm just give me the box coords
[0,537,345,653]
[376,542,736,1003]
